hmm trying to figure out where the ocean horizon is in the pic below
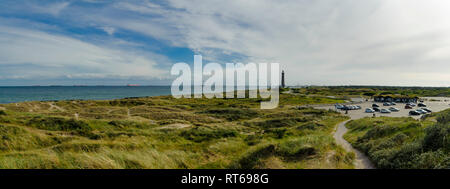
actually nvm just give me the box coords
[0,86,172,104]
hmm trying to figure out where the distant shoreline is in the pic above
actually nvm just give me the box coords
[0,86,173,104]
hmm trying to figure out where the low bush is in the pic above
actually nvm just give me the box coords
[345,111,450,169]
[26,117,94,138]
[248,117,309,129]
[200,108,258,121]
[180,127,238,143]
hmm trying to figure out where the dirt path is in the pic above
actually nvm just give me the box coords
[48,103,65,112]
[334,120,375,169]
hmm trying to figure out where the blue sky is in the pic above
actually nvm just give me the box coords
[0,0,449,86]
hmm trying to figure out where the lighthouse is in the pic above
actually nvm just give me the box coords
[281,70,285,88]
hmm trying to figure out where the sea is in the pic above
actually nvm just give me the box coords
[0,86,172,104]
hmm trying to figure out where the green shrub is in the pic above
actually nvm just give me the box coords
[250,117,308,129]
[26,117,94,137]
[244,135,263,146]
[436,110,450,124]
[265,128,288,139]
[347,114,450,169]
[231,144,276,169]
[359,125,397,142]
[200,108,258,121]
[296,122,324,130]
[180,127,238,142]
[411,150,448,169]
[422,123,449,152]
[108,120,149,129]
[277,139,316,160]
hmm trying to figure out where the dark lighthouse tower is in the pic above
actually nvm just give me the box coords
[281,70,285,88]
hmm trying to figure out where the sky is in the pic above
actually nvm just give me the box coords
[0,0,449,86]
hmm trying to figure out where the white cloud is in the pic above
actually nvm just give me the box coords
[99,26,116,35]
[101,0,450,86]
[30,2,71,16]
[0,25,167,80]
[2,0,450,86]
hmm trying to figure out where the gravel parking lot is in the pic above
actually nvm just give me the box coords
[317,97,450,120]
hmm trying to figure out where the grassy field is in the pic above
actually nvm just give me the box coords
[344,109,450,169]
[292,86,450,98]
[0,93,355,169]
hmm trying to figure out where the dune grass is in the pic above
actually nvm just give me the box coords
[344,109,450,169]
[0,93,353,169]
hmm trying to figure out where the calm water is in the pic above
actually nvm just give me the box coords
[0,86,172,104]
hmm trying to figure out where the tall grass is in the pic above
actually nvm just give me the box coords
[0,94,354,169]
[344,109,450,169]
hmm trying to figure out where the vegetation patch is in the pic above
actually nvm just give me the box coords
[345,109,450,169]
[0,90,360,168]
[200,108,259,121]
[180,127,238,143]
[0,125,61,152]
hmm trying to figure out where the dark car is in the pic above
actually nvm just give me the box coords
[373,107,380,112]
[341,105,351,110]
[418,103,427,107]
[421,108,432,113]
[405,105,413,109]
[409,110,421,116]
[372,104,379,108]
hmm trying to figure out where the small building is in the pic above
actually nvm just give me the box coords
[373,95,418,103]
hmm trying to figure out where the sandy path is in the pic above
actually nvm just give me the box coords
[334,120,375,169]
[48,103,65,112]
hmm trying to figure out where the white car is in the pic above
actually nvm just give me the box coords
[365,108,375,113]
[335,104,344,109]
[380,109,391,113]
[416,109,427,114]
[388,107,399,112]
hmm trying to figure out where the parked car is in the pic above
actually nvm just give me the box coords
[373,107,380,112]
[383,102,391,106]
[335,104,344,109]
[409,110,421,116]
[421,108,432,113]
[390,102,396,105]
[418,103,427,107]
[405,105,413,109]
[355,105,362,110]
[407,103,416,107]
[416,109,427,114]
[365,108,375,113]
[380,109,391,113]
[372,104,379,108]
[341,105,351,110]
[389,107,399,112]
